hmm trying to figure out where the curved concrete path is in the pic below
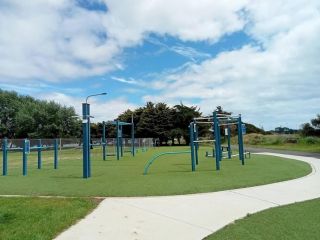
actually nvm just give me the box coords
[55,153,320,240]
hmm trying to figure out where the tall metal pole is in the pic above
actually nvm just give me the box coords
[238,114,245,165]
[227,125,231,159]
[116,120,120,160]
[102,121,106,160]
[131,114,135,157]
[2,138,7,176]
[120,125,123,157]
[193,121,199,165]
[22,139,27,176]
[82,103,89,178]
[213,112,220,170]
[54,139,58,169]
[87,104,91,177]
[82,92,107,178]
[37,139,42,169]
[189,123,196,171]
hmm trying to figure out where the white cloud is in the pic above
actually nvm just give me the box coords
[110,76,140,85]
[143,0,320,129]
[0,0,248,82]
[146,36,211,62]
[103,0,248,43]
[0,0,120,82]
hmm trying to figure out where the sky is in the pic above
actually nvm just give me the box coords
[0,0,319,130]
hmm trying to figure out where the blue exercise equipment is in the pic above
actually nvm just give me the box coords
[2,138,59,176]
[189,111,247,171]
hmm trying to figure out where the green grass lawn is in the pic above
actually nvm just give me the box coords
[204,198,320,240]
[240,134,320,153]
[247,144,320,153]
[0,197,98,240]
[0,146,312,197]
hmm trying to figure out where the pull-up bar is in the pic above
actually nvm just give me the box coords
[102,117,135,161]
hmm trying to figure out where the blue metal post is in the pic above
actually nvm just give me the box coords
[2,138,8,176]
[22,139,27,176]
[116,120,120,160]
[213,112,220,170]
[238,114,245,165]
[37,139,42,169]
[102,121,106,160]
[227,125,231,159]
[82,103,89,178]
[87,104,91,177]
[120,125,123,157]
[217,121,222,161]
[189,123,196,171]
[194,121,199,165]
[131,115,135,157]
[54,139,58,169]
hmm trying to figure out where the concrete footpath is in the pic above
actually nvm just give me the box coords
[55,153,320,240]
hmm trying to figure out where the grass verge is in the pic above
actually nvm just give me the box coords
[204,198,320,240]
[0,146,312,197]
[239,133,320,153]
[0,197,98,240]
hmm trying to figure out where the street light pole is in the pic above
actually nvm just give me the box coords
[82,92,107,179]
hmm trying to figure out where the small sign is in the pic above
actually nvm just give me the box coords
[25,140,30,154]
[242,124,246,135]
[82,119,88,124]
[224,128,228,136]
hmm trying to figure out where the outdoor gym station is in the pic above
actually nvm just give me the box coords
[143,111,249,175]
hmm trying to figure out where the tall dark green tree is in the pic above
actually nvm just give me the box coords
[172,103,202,145]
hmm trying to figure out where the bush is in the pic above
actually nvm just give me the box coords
[299,137,320,145]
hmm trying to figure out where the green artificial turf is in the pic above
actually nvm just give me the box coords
[0,146,312,197]
[204,198,320,240]
[0,197,98,240]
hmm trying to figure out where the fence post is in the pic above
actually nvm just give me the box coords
[22,139,28,176]
[54,139,58,169]
[2,138,8,176]
[37,139,42,169]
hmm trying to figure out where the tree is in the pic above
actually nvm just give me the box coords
[172,103,202,145]
[301,114,320,136]
[311,114,320,129]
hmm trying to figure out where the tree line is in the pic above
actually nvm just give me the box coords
[0,90,80,138]
[1,89,266,144]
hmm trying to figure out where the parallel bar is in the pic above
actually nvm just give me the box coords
[194,117,213,120]
[194,121,213,124]
[219,123,237,127]
[193,140,216,143]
